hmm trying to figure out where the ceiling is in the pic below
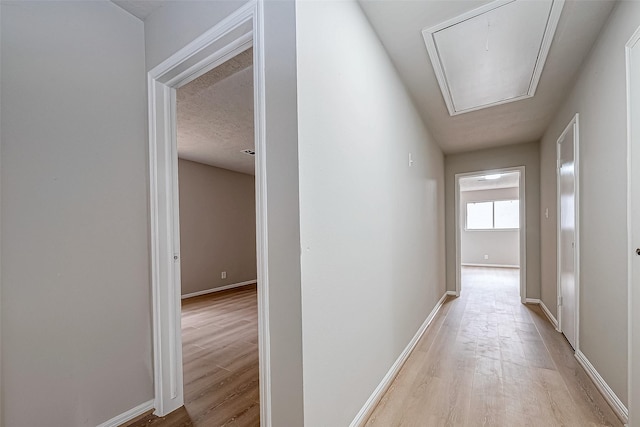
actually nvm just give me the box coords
[460,171,520,192]
[359,0,616,153]
[114,0,615,157]
[423,0,562,115]
[177,48,255,175]
[111,0,164,20]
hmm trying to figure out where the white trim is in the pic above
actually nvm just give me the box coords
[627,25,640,427]
[421,0,565,116]
[149,3,255,81]
[575,350,628,424]
[350,292,449,427]
[461,263,519,269]
[166,34,252,89]
[147,2,273,424]
[96,400,154,427]
[556,113,580,351]
[455,166,526,303]
[253,1,271,424]
[523,299,560,331]
[181,280,257,299]
[446,290,458,296]
[539,300,560,331]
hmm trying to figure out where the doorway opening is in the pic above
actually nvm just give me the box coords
[176,46,259,425]
[556,113,580,351]
[146,3,272,423]
[455,167,526,303]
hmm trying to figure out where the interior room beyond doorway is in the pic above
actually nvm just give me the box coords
[177,46,259,426]
[457,169,524,301]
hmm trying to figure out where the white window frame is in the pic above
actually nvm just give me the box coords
[465,199,520,231]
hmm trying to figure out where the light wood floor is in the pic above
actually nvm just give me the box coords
[365,267,623,427]
[124,285,259,427]
[127,268,622,427]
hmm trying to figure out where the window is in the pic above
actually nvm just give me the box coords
[466,201,493,230]
[466,200,519,230]
[494,200,519,229]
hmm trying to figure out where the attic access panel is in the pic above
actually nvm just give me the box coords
[422,0,564,116]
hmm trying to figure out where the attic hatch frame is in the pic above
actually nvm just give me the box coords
[147,1,272,424]
[422,0,565,116]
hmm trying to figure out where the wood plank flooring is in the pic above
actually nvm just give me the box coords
[364,267,623,427]
[127,268,621,427]
[124,285,259,427]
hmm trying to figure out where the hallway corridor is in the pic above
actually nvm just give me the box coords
[365,267,622,426]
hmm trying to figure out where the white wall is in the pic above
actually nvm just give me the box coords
[178,160,256,296]
[539,0,640,408]
[1,2,151,425]
[296,2,445,425]
[144,2,305,425]
[445,142,540,297]
[460,187,520,267]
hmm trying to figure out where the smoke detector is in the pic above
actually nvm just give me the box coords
[241,149,255,156]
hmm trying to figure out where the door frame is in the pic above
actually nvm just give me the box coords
[627,25,640,427]
[147,1,272,423]
[454,166,527,303]
[556,113,580,351]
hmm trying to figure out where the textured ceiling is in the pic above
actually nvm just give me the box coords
[460,171,520,192]
[359,0,616,154]
[177,48,255,175]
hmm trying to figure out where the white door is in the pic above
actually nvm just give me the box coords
[627,27,640,427]
[558,119,577,350]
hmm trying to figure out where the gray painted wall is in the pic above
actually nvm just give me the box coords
[1,2,151,425]
[144,2,305,425]
[144,0,251,72]
[461,187,520,267]
[178,160,256,296]
[539,0,640,407]
[296,2,445,425]
[445,142,540,298]
[0,1,305,425]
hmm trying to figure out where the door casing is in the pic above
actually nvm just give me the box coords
[146,2,273,424]
[556,113,580,351]
[454,166,527,302]
[626,24,640,427]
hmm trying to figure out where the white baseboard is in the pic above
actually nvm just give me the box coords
[350,292,449,427]
[96,399,154,427]
[525,298,541,304]
[575,350,628,424]
[461,263,519,269]
[446,290,458,296]
[181,280,257,299]
[539,300,560,331]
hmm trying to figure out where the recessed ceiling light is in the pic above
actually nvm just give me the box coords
[422,0,565,116]
[484,174,502,180]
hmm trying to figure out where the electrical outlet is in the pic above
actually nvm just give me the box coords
[221,271,227,279]
[484,254,489,260]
